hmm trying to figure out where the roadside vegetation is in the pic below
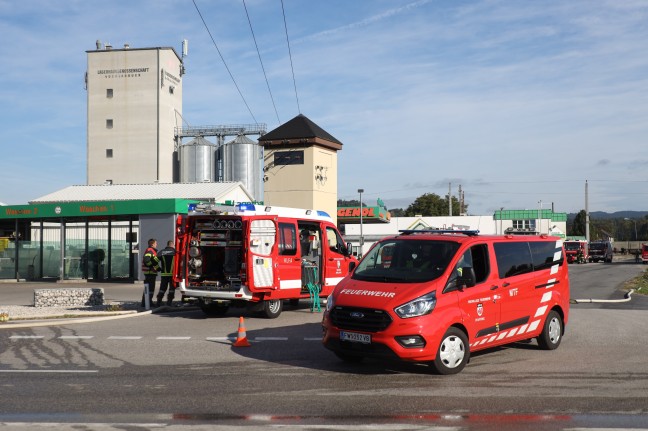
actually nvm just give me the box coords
[623,268,648,296]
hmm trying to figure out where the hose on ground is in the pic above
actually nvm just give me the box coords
[570,289,635,304]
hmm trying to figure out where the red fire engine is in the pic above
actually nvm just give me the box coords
[173,202,357,318]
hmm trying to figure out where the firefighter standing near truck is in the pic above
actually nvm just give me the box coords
[156,240,176,307]
[141,238,160,307]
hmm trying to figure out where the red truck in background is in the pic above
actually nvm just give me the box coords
[564,240,588,264]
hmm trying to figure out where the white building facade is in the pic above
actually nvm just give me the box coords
[86,43,183,185]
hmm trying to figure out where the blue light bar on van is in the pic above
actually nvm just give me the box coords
[187,203,197,212]
[317,210,331,218]
[237,203,256,212]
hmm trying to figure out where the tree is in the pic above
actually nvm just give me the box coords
[337,199,360,207]
[389,208,405,217]
[404,193,463,217]
[570,210,586,236]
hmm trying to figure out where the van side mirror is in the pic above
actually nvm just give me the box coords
[345,242,354,257]
[458,267,477,288]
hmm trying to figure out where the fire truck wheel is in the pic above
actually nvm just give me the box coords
[432,327,469,375]
[260,299,283,319]
[537,310,562,350]
[199,301,229,317]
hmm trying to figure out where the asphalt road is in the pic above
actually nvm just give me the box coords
[0,260,647,430]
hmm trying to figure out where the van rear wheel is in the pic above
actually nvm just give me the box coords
[432,327,469,375]
[260,299,283,319]
[537,310,562,350]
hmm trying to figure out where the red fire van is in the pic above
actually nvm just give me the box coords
[322,229,570,374]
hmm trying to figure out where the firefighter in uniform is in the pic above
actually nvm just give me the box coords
[156,240,176,307]
[141,238,160,307]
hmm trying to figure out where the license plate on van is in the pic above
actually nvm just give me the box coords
[340,331,371,344]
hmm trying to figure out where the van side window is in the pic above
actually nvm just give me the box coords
[493,242,533,278]
[326,227,345,254]
[446,244,490,291]
[278,222,297,256]
[529,241,563,271]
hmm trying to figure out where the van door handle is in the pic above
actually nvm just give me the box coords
[502,282,510,287]
[490,285,499,290]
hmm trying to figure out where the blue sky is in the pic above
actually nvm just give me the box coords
[1,0,647,215]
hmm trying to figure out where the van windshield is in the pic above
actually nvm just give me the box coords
[589,242,607,251]
[352,239,460,283]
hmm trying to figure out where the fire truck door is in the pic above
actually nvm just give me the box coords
[275,221,302,293]
[249,219,276,288]
[323,226,348,290]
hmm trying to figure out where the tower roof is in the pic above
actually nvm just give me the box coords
[259,114,343,151]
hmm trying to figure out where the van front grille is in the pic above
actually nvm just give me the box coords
[329,306,392,332]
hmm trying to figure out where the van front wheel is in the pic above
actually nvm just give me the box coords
[432,327,469,375]
[537,310,562,350]
[260,299,283,319]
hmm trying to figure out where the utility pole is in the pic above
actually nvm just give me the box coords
[585,180,590,242]
[448,182,452,217]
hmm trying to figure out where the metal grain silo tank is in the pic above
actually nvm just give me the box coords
[218,135,263,201]
[180,136,217,182]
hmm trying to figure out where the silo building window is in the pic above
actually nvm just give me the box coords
[106,88,113,98]
[106,119,113,129]
[106,149,113,158]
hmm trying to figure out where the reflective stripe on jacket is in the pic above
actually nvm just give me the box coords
[157,246,176,276]
[142,247,160,275]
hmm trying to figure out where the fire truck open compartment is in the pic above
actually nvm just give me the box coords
[185,216,244,291]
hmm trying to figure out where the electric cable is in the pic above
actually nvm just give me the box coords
[192,0,259,124]
[242,0,281,125]
[281,0,301,114]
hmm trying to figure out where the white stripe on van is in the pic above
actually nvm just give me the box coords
[279,279,302,289]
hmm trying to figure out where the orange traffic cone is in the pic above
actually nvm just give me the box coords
[233,316,251,347]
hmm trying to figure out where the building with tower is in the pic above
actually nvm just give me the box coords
[259,114,342,222]
[86,41,184,185]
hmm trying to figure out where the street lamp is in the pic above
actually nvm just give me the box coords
[358,188,364,256]
[624,217,638,241]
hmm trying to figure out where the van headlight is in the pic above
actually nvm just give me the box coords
[326,293,335,311]
[394,291,436,319]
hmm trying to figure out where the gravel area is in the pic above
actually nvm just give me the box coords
[0,301,143,320]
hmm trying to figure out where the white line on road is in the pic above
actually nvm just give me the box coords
[156,336,191,340]
[9,335,44,339]
[107,336,142,340]
[59,336,94,339]
[0,369,98,373]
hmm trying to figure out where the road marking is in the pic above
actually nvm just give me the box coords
[156,336,191,340]
[107,336,142,340]
[0,369,98,373]
[206,337,236,342]
[59,336,94,339]
[9,335,44,339]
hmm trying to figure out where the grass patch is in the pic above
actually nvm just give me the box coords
[623,268,648,296]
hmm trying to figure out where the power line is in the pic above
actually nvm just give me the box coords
[192,0,259,124]
[281,0,301,114]
[242,0,281,125]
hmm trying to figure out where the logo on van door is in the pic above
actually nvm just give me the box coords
[477,303,484,317]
